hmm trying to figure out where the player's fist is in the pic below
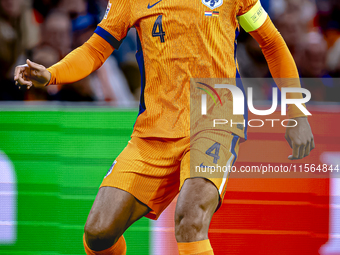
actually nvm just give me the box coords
[14,59,51,89]
[285,117,315,160]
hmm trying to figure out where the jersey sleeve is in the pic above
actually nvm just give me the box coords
[237,0,268,33]
[249,16,307,118]
[94,0,133,50]
[47,34,114,85]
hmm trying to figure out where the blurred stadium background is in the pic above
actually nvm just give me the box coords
[0,0,340,254]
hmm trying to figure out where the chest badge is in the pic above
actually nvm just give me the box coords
[202,0,223,10]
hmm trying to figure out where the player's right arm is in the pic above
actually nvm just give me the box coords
[14,34,114,88]
[14,0,132,88]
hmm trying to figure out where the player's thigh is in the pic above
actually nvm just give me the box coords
[176,177,219,218]
[174,178,219,241]
[180,131,241,208]
[84,186,150,246]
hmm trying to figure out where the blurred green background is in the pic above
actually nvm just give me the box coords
[0,106,151,255]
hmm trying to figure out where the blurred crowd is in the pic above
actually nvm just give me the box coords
[0,0,137,104]
[238,0,340,101]
[0,0,339,103]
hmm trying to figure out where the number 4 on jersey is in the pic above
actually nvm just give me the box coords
[152,15,165,43]
[206,143,221,164]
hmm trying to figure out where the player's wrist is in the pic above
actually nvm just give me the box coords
[45,70,52,86]
[288,104,308,119]
[289,115,308,120]
[45,68,55,86]
[290,116,309,125]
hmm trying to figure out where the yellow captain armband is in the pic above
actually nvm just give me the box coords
[237,1,268,33]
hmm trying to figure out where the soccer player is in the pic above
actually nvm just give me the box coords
[14,0,315,254]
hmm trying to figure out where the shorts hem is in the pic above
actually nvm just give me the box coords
[99,184,159,220]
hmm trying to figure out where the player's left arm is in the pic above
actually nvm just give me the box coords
[237,1,315,160]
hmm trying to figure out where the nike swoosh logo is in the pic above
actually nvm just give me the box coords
[147,0,162,9]
[200,163,211,168]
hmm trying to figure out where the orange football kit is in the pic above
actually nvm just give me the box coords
[48,0,306,221]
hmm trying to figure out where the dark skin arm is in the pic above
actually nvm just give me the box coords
[285,117,315,160]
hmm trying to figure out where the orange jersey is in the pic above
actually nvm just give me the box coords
[96,0,258,138]
[48,0,306,139]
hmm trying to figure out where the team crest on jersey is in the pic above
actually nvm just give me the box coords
[202,0,223,10]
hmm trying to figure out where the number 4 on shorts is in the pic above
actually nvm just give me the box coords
[206,142,221,164]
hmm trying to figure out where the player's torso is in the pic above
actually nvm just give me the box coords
[133,0,240,77]
[131,0,241,138]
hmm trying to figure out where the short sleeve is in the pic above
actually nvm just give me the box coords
[95,0,133,50]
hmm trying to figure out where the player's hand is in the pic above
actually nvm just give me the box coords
[14,59,51,89]
[285,117,315,160]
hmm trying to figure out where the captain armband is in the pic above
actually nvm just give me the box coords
[237,1,268,33]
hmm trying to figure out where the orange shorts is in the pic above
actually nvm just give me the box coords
[100,131,240,220]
